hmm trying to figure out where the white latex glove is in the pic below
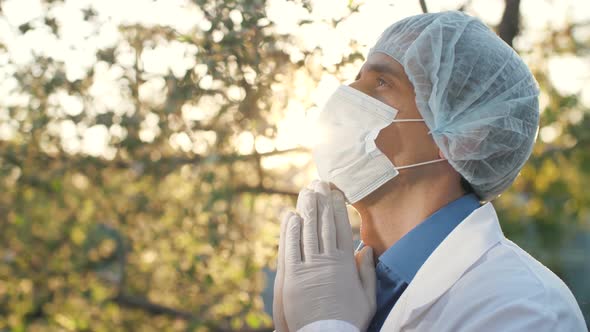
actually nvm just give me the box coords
[273,210,295,332]
[280,180,376,332]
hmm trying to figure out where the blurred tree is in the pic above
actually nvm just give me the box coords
[494,0,590,324]
[0,0,318,330]
[0,0,588,331]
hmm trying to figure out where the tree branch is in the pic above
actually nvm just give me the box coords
[419,0,428,13]
[113,293,194,319]
[0,146,309,175]
[235,185,299,198]
[497,0,521,47]
[457,0,473,12]
[112,293,273,331]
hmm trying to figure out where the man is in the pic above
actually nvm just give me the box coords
[272,11,587,332]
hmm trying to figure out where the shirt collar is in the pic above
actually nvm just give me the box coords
[376,194,481,284]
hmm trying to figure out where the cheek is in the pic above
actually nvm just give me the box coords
[374,124,401,157]
[379,86,416,114]
[374,123,435,164]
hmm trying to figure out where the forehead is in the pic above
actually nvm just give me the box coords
[359,51,417,96]
[364,52,403,71]
[361,52,407,79]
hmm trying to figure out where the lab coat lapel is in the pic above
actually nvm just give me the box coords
[380,203,504,331]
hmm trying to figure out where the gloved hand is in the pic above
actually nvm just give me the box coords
[273,209,295,332]
[275,180,376,332]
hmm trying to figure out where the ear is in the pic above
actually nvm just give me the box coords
[438,149,446,160]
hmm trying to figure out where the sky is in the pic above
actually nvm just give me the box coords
[0,0,589,170]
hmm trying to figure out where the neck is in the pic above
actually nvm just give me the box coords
[353,170,465,257]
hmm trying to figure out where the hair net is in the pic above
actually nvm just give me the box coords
[368,11,540,201]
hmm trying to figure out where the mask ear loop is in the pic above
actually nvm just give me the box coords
[390,119,445,169]
[396,158,446,170]
[391,119,426,123]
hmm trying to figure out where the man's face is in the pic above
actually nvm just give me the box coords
[348,52,442,203]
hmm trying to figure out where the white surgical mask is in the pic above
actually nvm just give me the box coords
[311,85,445,204]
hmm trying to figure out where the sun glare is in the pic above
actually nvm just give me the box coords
[1,0,589,162]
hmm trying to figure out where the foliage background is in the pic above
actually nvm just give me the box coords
[0,0,588,331]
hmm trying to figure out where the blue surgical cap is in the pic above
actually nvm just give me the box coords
[369,11,540,201]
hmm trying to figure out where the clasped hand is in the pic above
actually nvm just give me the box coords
[273,180,376,332]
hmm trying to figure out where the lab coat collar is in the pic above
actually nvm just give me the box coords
[381,202,504,331]
[376,193,481,284]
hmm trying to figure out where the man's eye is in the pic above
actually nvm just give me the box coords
[376,77,389,87]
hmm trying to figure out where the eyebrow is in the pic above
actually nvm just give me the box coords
[355,63,401,81]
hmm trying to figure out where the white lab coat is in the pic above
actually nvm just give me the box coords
[298,202,587,332]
